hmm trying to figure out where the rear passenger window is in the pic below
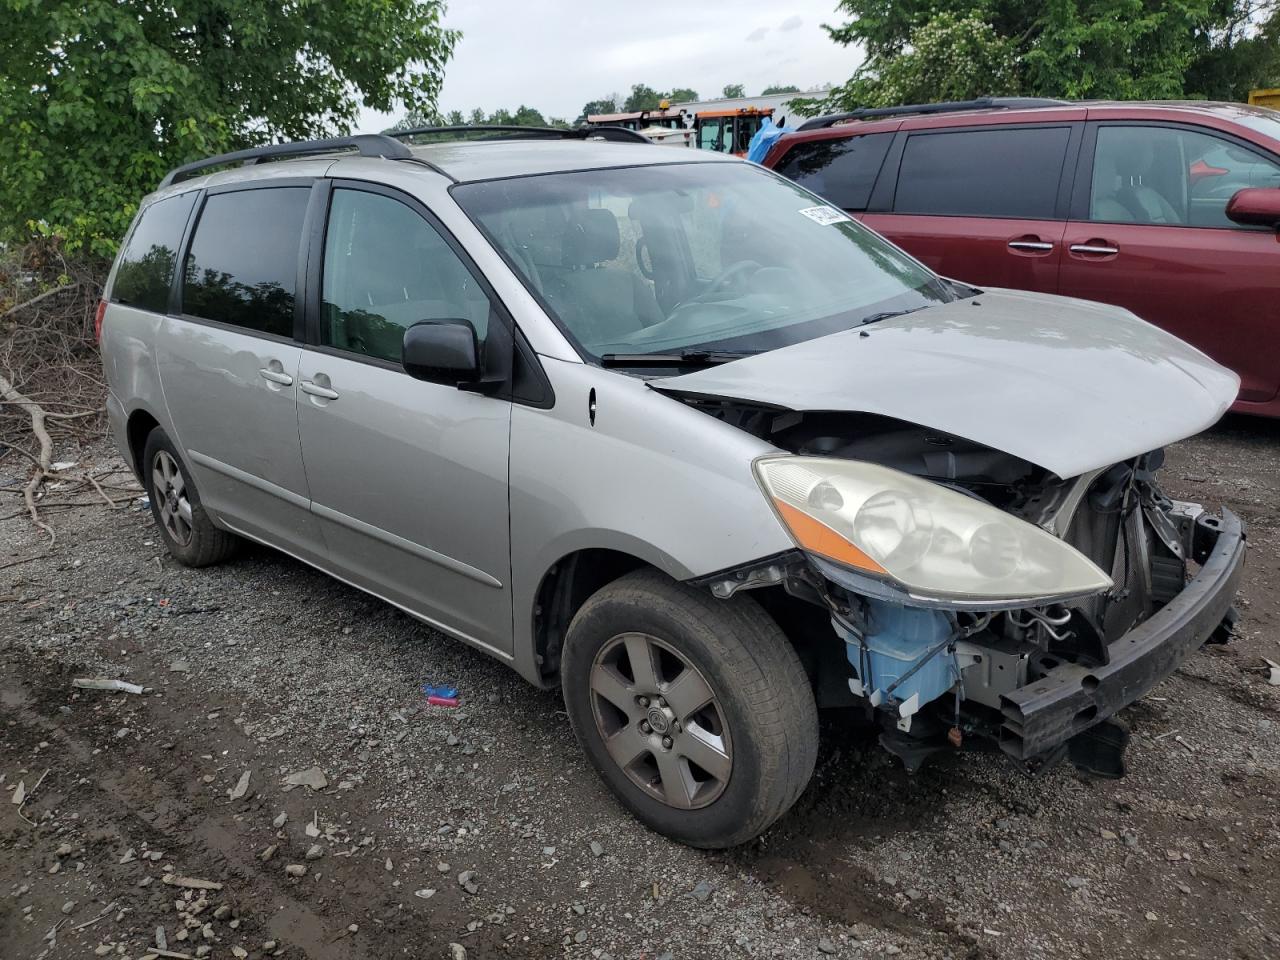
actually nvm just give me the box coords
[182,188,309,337]
[320,189,494,364]
[774,133,893,210]
[894,127,1071,219]
[111,192,197,313]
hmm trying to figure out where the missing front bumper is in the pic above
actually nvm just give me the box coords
[998,508,1245,761]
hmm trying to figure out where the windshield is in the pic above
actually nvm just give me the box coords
[1237,109,1280,145]
[452,162,953,367]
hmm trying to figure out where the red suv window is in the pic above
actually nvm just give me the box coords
[772,132,894,210]
[894,127,1071,219]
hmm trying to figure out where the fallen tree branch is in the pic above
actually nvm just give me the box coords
[0,553,46,571]
[1,282,80,319]
[0,370,54,543]
[88,473,123,509]
[0,439,44,469]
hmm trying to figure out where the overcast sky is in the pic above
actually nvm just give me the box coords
[355,0,861,132]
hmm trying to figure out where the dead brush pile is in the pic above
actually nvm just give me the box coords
[0,244,142,550]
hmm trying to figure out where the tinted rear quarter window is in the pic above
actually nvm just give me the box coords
[774,133,893,210]
[182,187,309,337]
[111,192,198,313]
[894,127,1071,219]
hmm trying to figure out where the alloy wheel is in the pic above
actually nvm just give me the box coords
[152,449,194,547]
[588,632,733,809]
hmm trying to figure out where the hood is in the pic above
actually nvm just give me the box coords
[650,289,1239,478]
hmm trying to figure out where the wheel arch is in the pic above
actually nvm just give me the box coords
[531,547,655,685]
[126,407,162,480]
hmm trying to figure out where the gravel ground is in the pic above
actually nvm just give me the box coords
[2,416,1278,960]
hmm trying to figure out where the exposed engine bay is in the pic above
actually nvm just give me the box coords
[682,399,1244,776]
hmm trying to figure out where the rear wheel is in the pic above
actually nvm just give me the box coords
[561,569,818,848]
[143,428,237,567]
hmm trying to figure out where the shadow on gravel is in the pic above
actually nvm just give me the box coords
[1205,412,1280,444]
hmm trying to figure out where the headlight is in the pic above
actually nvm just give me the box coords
[754,456,1112,604]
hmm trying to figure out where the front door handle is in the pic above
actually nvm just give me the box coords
[1069,242,1119,256]
[300,379,339,400]
[259,368,294,385]
[1007,240,1054,252]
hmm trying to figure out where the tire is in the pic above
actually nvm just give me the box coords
[561,568,818,848]
[142,427,238,567]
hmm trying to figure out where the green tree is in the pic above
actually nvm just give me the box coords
[509,105,548,127]
[761,84,802,95]
[850,13,1019,107]
[816,0,1280,110]
[390,104,562,131]
[669,87,700,103]
[721,83,746,98]
[624,84,665,111]
[0,0,458,257]
[581,97,619,120]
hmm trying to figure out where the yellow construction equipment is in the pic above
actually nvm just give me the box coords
[1248,89,1280,109]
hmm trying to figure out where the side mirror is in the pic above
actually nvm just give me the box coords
[402,320,481,385]
[1225,187,1280,228]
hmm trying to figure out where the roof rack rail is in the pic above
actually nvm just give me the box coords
[158,134,413,188]
[385,123,652,144]
[796,97,1070,131]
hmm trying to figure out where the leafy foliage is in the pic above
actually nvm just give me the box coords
[0,0,457,258]
[859,13,1019,106]
[390,105,571,131]
[761,84,803,95]
[721,83,746,98]
[817,0,1280,111]
[580,97,621,119]
[603,84,701,114]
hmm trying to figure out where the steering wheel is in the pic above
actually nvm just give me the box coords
[671,260,763,313]
[635,237,655,280]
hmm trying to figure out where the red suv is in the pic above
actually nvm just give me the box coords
[763,98,1280,416]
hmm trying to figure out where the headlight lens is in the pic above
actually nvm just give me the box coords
[755,456,1112,603]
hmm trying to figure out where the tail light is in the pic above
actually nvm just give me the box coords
[94,299,107,343]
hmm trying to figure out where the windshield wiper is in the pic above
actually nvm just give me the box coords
[859,307,922,326]
[600,350,753,368]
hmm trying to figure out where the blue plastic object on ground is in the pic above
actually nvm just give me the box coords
[746,118,792,164]
[421,682,458,699]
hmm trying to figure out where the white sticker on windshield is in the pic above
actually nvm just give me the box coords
[798,205,850,225]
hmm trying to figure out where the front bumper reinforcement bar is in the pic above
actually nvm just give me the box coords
[999,508,1245,761]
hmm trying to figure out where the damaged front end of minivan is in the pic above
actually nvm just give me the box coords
[682,404,1245,778]
[646,290,1246,778]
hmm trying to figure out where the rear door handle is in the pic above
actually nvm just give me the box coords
[1007,240,1054,252]
[300,380,339,400]
[1069,243,1119,256]
[259,368,294,385]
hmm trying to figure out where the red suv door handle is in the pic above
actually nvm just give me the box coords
[1069,240,1120,257]
[1007,236,1054,254]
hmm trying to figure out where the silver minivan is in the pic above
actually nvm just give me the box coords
[101,128,1245,847]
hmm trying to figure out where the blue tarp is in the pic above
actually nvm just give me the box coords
[746,117,792,164]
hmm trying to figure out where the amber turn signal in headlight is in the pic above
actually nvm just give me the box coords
[754,456,1113,604]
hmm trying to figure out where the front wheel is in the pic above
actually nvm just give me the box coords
[561,569,818,848]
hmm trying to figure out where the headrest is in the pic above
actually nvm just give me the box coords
[1093,152,1120,190]
[563,208,620,266]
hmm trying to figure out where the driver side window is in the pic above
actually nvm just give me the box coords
[1090,125,1280,228]
[321,189,493,364]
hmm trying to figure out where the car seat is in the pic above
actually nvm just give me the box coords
[548,208,662,349]
[1093,136,1182,224]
